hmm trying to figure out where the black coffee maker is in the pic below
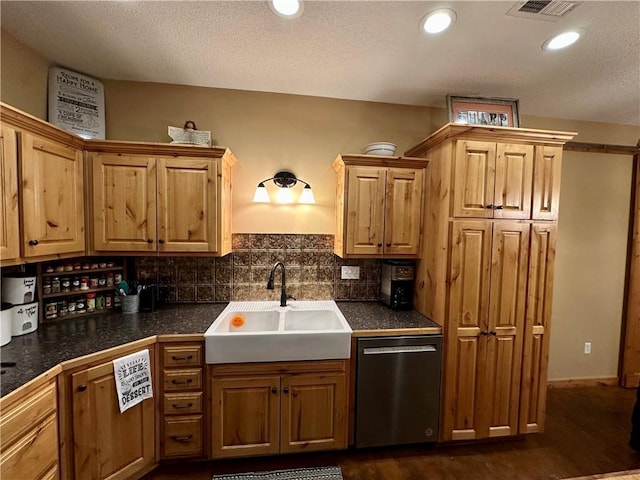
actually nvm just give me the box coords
[380,260,415,310]
[139,285,156,313]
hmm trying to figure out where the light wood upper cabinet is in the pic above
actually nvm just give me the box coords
[532,146,562,220]
[333,155,427,258]
[210,360,348,460]
[443,220,529,441]
[1,103,86,264]
[0,124,20,262]
[69,349,155,480]
[453,140,533,219]
[86,142,236,255]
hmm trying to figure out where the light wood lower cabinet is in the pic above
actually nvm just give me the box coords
[0,378,59,480]
[210,361,348,459]
[67,347,155,480]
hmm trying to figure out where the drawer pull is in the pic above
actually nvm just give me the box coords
[171,378,193,385]
[171,402,194,410]
[171,355,193,361]
[170,434,193,442]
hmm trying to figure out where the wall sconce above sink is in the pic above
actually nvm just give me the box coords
[253,170,316,204]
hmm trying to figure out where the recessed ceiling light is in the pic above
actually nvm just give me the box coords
[420,9,456,34]
[270,0,303,19]
[542,30,583,51]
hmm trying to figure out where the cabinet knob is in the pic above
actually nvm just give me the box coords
[495,205,504,210]
[78,384,87,392]
[283,387,289,394]
[480,331,488,336]
[386,243,391,247]
[489,331,497,336]
[486,204,494,209]
[377,243,383,247]
[158,239,165,244]
[271,387,278,394]
[146,239,153,244]
[28,239,39,246]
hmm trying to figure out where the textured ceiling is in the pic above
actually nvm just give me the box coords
[2,1,639,126]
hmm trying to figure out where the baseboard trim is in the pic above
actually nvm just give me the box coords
[547,377,619,388]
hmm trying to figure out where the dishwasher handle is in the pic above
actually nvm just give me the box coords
[363,345,438,355]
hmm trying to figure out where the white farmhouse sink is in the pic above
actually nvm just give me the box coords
[204,300,352,364]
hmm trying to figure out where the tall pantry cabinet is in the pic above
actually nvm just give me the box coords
[405,124,575,441]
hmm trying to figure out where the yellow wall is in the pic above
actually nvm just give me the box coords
[2,28,639,382]
[0,29,50,119]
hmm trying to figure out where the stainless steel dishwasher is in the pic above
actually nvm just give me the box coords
[355,335,442,448]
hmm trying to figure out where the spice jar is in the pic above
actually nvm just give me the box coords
[105,294,113,309]
[96,294,105,310]
[57,299,68,316]
[106,272,115,287]
[82,263,90,270]
[86,293,96,312]
[99,262,107,269]
[42,279,52,295]
[61,277,71,292]
[73,262,82,271]
[45,301,57,320]
[98,276,106,287]
[72,278,80,291]
[106,261,114,268]
[80,276,89,291]
[67,299,76,313]
[89,277,99,289]
[76,295,86,314]
[90,262,99,270]
[55,264,65,273]
[45,265,54,273]
[65,263,74,272]
[51,277,60,294]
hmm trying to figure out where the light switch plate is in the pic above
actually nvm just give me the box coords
[341,266,360,280]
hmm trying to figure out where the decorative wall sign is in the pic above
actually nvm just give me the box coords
[112,349,153,413]
[48,66,105,139]
[447,95,521,128]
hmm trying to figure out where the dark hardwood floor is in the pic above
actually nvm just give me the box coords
[146,386,640,480]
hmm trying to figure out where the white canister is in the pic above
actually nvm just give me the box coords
[0,303,12,346]
[1,275,37,305]
[11,302,38,336]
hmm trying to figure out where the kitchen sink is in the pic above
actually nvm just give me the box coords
[204,300,352,364]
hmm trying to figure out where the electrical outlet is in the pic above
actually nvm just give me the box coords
[341,266,360,280]
[584,342,591,354]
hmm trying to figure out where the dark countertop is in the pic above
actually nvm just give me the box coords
[0,301,439,397]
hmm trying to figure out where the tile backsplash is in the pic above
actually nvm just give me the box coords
[133,234,381,303]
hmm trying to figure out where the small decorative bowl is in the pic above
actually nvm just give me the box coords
[364,142,397,156]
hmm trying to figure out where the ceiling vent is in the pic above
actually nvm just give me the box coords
[506,0,581,21]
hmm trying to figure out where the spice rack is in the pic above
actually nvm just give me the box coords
[37,258,127,323]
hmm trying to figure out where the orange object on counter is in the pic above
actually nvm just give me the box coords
[230,314,245,329]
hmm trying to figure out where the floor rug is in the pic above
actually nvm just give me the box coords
[212,466,343,480]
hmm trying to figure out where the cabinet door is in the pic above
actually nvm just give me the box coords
[211,376,280,458]
[493,144,533,219]
[71,353,155,480]
[345,167,385,255]
[483,222,529,438]
[20,132,84,257]
[443,220,492,441]
[0,124,20,262]
[280,373,347,454]
[157,158,217,252]
[453,141,496,218]
[91,154,156,252]
[383,168,424,256]
[520,223,557,434]
[532,146,562,220]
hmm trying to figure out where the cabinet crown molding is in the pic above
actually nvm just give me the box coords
[404,123,577,157]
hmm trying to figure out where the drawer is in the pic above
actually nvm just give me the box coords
[0,381,56,448]
[162,344,202,368]
[163,392,203,415]
[0,413,58,480]
[163,368,202,391]
[162,415,204,458]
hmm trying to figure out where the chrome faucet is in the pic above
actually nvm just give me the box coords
[267,261,290,307]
